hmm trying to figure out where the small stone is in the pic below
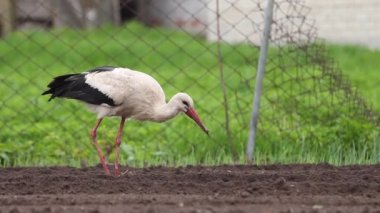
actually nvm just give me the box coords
[274,177,286,187]
[240,191,250,198]
[312,205,323,210]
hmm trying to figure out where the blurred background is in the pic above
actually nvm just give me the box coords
[0,0,379,167]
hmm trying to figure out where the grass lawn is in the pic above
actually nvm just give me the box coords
[0,22,379,167]
[326,45,380,111]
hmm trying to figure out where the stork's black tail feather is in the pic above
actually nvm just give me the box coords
[42,74,82,101]
[42,72,117,106]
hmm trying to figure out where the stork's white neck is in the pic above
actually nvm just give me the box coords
[152,97,181,122]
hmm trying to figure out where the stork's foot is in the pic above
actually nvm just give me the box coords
[114,164,120,177]
[98,155,110,175]
[103,165,111,176]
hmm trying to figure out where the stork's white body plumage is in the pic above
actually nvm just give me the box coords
[43,66,208,177]
[85,67,170,121]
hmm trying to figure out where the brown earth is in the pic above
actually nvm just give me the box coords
[0,164,379,213]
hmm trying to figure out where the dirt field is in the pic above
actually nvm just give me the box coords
[0,164,379,213]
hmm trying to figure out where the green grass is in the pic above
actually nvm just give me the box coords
[326,45,380,111]
[0,22,379,167]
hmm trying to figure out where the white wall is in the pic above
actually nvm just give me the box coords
[304,0,380,48]
[207,0,380,48]
[138,0,209,36]
[138,0,380,48]
[206,0,263,45]
[138,0,264,44]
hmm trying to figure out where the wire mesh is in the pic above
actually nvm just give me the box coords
[0,0,378,166]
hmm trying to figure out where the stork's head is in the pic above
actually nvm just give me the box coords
[174,93,209,135]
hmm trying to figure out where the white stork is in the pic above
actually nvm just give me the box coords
[43,66,208,176]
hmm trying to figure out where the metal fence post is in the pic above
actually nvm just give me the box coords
[246,0,274,163]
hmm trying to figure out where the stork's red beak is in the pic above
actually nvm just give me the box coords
[185,107,209,135]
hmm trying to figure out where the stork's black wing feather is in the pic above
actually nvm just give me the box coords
[42,66,117,106]
[87,66,116,73]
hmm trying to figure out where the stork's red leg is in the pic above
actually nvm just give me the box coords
[90,118,110,175]
[114,117,126,177]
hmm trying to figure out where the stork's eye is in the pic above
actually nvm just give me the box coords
[182,100,189,107]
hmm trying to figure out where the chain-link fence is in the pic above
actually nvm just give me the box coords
[0,0,379,166]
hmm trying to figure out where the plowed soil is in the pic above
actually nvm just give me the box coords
[0,164,379,213]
